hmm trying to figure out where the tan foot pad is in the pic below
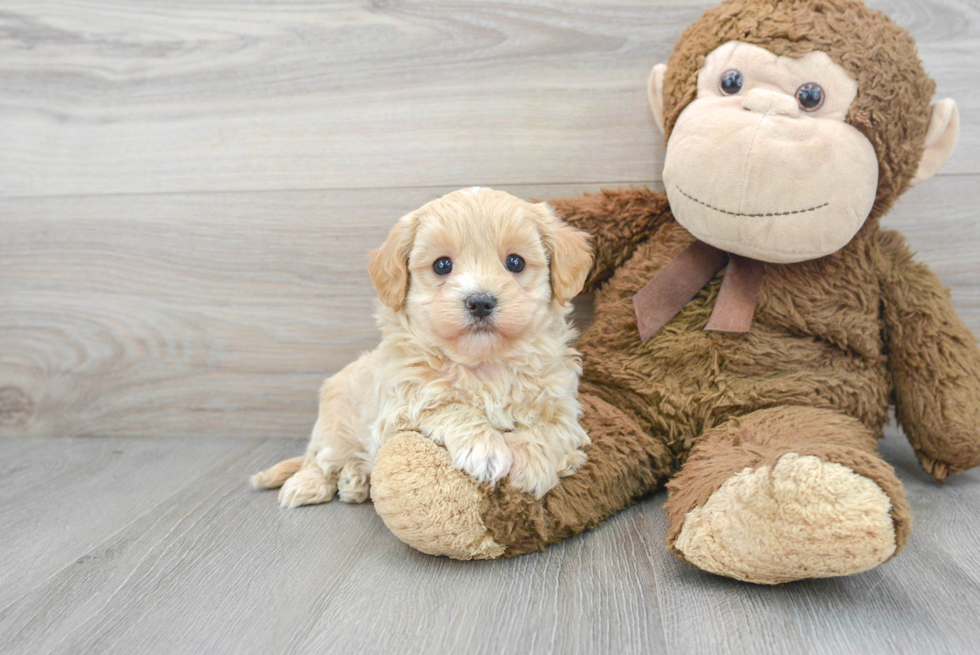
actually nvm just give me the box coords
[371,432,504,560]
[674,453,897,584]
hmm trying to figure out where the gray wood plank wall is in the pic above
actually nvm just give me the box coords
[1,0,978,439]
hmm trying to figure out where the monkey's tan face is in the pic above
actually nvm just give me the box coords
[661,41,879,263]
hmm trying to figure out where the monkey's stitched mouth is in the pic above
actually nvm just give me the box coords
[676,186,829,218]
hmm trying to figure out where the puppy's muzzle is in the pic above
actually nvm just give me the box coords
[466,293,497,319]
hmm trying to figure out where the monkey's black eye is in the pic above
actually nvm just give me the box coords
[433,257,453,276]
[796,82,825,111]
[719,69,744,95]
[505,254,525,273]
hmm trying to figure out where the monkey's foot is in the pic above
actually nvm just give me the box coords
[673,453,898,584]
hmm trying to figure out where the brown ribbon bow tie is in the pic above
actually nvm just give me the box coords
[632,240,766,343]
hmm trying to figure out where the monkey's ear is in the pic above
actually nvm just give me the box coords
[368,212,420,311]
[910,99,959,187]
[647,63,668,135]
[532,203,593,306]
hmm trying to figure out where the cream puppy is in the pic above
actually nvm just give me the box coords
[251,188,593,505]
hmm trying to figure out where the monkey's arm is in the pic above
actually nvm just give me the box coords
[878,230,980,481]
[548,187,672,292]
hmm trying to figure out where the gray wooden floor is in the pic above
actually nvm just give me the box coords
[1,431,979,654]
[3,0,980,653]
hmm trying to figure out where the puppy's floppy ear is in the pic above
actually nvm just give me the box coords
[368,211,420,311]
[532,202,593,306]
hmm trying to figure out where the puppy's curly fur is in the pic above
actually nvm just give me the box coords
[251,188,594,505]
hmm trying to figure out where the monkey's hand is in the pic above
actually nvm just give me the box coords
[879,230,980,481]
[548,188,671,292]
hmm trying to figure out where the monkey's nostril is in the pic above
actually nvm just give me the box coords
[466,293,497,318]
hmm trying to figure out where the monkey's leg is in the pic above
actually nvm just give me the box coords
[370,386,673,559]
[666,406,911,585]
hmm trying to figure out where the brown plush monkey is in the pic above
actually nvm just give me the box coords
[368,0,977,584]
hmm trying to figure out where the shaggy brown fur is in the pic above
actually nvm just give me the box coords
[369,0,980,581]
[477,209,949,558]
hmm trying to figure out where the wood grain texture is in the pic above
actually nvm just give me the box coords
[0,182,609,438]
[2,1,979,652]
[291,506,666,654]
[0,0,976,199]
[0,433,978,655]
[0,439,391,655]
[3,176,978,439]
[2,0,978,439]
[644,428,980,655]
[0,437,266,609]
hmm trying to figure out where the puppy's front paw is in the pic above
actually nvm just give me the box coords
[507,439,561,499]
[337,461,371,504]
[447,429,513,485]
[505,434,588,499]
[558,448,588,478]
[278,468,338,508]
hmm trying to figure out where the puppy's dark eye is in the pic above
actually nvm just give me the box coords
[796,82,825,111]
[719,69,744,95]
[433,256,453,276]
[505,254,525,273]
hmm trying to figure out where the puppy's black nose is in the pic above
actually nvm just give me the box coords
[466,293,497,318]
